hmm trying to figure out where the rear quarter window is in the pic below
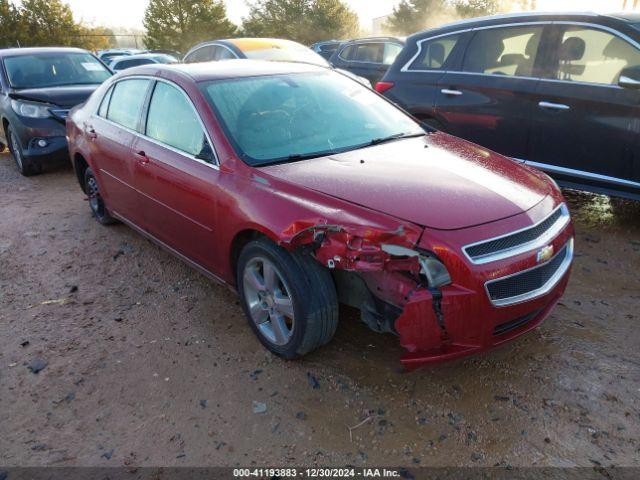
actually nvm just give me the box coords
[407,34,461,71]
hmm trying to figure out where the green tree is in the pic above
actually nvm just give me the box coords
[242,0,359,45]
[0,0,112,50]
[16,0,79,47]
[144,0,237,53]
[384,0,448,36]
[453,0,500,18]
[0,0,20,48]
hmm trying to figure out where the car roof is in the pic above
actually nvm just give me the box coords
[197,37,308,52]
[343,36,405,44]
[113,53,173,62]
[0,47,90,58]
[121,59,328,83]
[410,11,630,39]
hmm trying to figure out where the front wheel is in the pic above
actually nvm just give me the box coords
[7,126,41,176]
[84,167,117,225]
[237,238,339,359]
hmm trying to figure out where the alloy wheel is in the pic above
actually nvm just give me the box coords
[86,175,103,217]
[242,256,295,346]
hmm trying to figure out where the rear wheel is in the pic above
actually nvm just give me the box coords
[84,167,117,225]
[237,238,338,359]
[7,126,41,176]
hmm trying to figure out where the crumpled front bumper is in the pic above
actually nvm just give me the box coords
[394,197,575,371]
[396,276,570,370]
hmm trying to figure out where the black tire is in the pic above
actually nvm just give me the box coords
[84,167,117,225]
[237,238,339,359]
[7,126,41,176]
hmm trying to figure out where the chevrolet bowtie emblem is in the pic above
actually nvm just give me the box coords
[536,245,554,263]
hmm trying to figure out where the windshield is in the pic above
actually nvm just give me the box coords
[200,71,423,166]
[242,45,330,67]
[4,53,111,89]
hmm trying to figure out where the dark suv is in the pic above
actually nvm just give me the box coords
[378,12,640,201]
[330,37,405,85]
[0,48,111,175]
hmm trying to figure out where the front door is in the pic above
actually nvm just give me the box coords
[435,23,547,160]
[528,24,640,192]
[132,80,221,273]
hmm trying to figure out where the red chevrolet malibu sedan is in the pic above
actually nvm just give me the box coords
[67,61,574,370]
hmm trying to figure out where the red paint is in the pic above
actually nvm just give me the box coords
[67,62,574,370]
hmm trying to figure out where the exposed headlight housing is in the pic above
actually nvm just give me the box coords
[418,256,452,288]
[11,99,51,119]
[381,244,452,288]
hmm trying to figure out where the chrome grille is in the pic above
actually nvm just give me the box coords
[464,204,570,264]
[485,238,573,307]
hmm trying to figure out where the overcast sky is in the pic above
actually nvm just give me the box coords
[63,0,631,30]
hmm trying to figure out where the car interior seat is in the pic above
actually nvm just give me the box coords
[558,36,586,80]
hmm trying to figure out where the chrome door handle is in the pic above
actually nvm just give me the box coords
[441,89,463,96]
[539,101,570,111]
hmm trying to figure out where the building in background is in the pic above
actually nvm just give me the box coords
[372,14,391,35]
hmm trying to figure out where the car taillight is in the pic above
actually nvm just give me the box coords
[375,81,395,94]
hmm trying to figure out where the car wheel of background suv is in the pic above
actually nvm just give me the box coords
[7,125,41,176]
[237,238,339,359]
[84,167,117,225]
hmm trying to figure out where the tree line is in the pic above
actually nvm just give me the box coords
[0,0,116,50]
[0,0,538,53]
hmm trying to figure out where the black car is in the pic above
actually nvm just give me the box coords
[378,12,640,201]
[0,48,111,175]
[310,40,343,60]
[329,37,405,85]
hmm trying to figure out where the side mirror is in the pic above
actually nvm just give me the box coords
[618,66,640,89]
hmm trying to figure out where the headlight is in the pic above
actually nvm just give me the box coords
[381,244,452,288]
[11,99,51,119]
[418,256,452,288]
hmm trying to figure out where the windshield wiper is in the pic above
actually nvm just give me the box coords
[367,132,425,146]
[257,151,334,167]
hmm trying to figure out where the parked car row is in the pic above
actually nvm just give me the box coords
[183,37,371,86]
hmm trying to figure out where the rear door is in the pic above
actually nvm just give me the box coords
[383,32,465,123]
[528,23,640,189]
[90,78,152,224]
[435,23,548,159]
[132,80,221,272]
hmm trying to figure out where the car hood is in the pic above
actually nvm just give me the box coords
[9,85,100,108]
[260,134,551,230]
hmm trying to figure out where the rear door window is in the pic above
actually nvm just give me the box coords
[354,43,384,63]
[114,58,154,70]
[552,26,640,85]
[185,45,215,63]
[339,44,357,61]
[462,25,544,77]
[408,34,461,70]
[106,79,151,131]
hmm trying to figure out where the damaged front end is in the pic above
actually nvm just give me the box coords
[283,220,459,370]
